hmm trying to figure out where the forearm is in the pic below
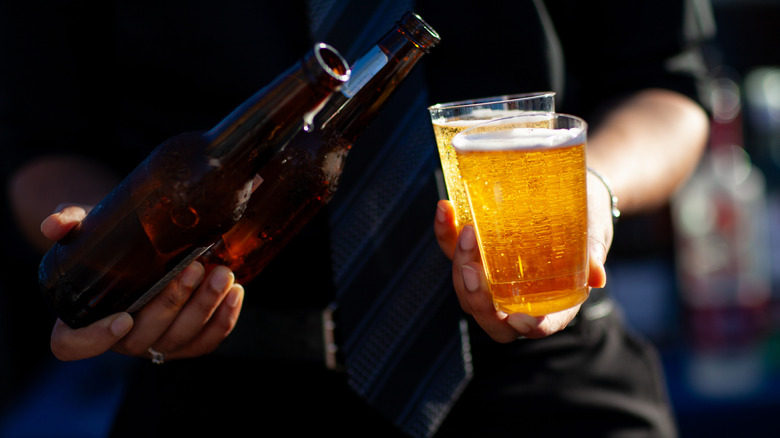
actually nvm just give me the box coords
[586,88,709,215]
[8,155,120,253]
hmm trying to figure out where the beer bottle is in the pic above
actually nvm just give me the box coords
[200,12,440,284]
[39,43,351,328]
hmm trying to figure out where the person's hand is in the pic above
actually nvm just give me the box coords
[433,172,614,343]
[42,205,245,362]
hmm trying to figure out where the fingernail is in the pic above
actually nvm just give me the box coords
[110,313,133,336]
[461,265,480,292]
[210,267,234,292]
[436,204,447,223]
[182,262,204,289]
[459,226,476,251]
[227,285,243,307]
[507,313,541,336]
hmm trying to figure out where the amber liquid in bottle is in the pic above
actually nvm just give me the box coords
[39,44,350,328]
[200,12,441,284]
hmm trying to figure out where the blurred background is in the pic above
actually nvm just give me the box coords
[609,0,780,436]
[2,0,780,437]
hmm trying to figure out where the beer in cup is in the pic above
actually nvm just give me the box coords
[428,93,555,229]
[452,113,588,316]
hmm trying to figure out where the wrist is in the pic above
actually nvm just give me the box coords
[587,167,620,224]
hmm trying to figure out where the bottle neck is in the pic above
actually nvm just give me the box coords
[205,43,349,167]
[317,12,440,140]
[396,11,440,54]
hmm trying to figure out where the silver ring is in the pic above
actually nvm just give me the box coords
[148,347,165,365]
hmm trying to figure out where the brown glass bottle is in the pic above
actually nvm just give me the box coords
[200,12,440,285]
[39,43,350,328]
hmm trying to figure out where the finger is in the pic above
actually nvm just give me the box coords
[434,200,459,260]
[460,262,519,343]
[51,313,134,361]
[40,205,88,241]
[451,225,481,314]
[505,304,581,339]
[453,226,520,343]
[174,283,245,359]
[151,265,235,357]
[113,261,205,357]
[586,170,614,288]
[588,237,608,288]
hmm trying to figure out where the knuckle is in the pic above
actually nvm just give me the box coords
[50,340,69,361]
[211,311,240,340]
[194,299,219,321]
[158,283,191,311]
[155,339,183,357]
[49,323,76,361]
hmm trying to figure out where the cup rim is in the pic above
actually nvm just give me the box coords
[427,91,556,112]
[452,112,587,151]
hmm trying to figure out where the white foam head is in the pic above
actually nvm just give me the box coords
[453,126,585,151]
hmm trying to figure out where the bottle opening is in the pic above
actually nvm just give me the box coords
[399,12,441,52]
[315,43,351,83]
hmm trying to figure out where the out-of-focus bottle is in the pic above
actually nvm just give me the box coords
[200,12,440,284]
[672,73,772,397]
[39,43,350,328]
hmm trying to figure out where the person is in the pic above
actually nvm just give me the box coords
[1,0,712,436]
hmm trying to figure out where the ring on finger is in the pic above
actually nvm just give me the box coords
[148,347,166,365]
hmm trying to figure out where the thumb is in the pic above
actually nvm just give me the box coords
[40,205,88,241]
[587,238,608,289]
[50,313,133,361]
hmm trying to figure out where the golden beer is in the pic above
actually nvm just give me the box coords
[432,119,483,228]
[453,116,588,315]
[433,115,551,228]
[429,93,555,229]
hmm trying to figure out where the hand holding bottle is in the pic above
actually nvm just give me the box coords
[38,43,349,328]
[42,205,244,362]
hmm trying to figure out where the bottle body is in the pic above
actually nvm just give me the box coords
[201,12,441,284]
[39,44,350,328]
[202,122,350,284]
[671,74,773,397]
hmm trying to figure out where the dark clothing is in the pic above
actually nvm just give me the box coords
[109,300,675,438]
[440,307,677,437]
[419,0,708,120]
[0,0,711,436]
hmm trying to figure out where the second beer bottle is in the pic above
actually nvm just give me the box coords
[200,12,441,284]
[39,43,351,328]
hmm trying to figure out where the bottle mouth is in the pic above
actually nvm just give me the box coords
[399,12,441,52]
[314,43,352,83]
